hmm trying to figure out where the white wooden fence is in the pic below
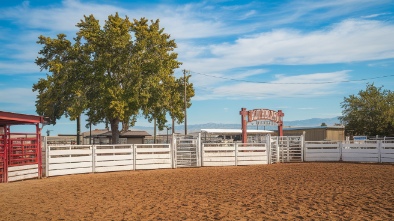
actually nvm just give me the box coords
[201,143,268,167]
[43,135,394,179]
[46,144,172,177]
[7,164,39,182]
[305,140,394,163]
[45,142,270,177]
[135,144,172,170]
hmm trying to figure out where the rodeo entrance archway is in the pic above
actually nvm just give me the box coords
[0,111,45,183]
[240,108,284,143]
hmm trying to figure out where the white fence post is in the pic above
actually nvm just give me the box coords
[339,142,343,161]
[301,135,304,162]
[173,135,177,169]
[197,133,201,167]
[235,143,238,166]
[133,144,136,171]
[201,143,204,167]
[276,137,280,163]
[92,145,95,173]
[378,140,382,163]
[266,134,271,164]
[45,136,49,177]
[170,138,174,169]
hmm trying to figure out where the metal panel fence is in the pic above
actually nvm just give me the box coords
[175,138,199,168]
[271,136,304,163]
[0,134,5,182]
[1,131,41,183]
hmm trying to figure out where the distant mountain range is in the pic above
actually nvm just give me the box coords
[132,117,341,135]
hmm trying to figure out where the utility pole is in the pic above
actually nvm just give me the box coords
[183,69,188,136]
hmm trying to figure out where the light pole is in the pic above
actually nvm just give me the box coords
[183,69,188,135]
[166,126,172,144]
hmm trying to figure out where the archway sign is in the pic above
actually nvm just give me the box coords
[240,108,284,143]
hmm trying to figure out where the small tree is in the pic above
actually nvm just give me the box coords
[321,122,327,127]
[339,83,394,136]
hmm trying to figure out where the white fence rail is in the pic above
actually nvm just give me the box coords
[381,141,394,163]
[47,145,93,177]
[304,142,341,162]
[8,164,39,182]
[95,145,134,173]
[135,144,172,170]
[305,140,394,163]
[46,144,172,177]
[201,143,268,167]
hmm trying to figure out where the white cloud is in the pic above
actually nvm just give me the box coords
[361,13,390,19]
[0,62,40,74]
[267,0,390,26]
[0,0,120,33]
[297,107,316,110]
[1,0,393,103]
[2,1,393,76]
[0,87,37,112]
[0,0,248,40]
[193,70,350,100]
[184,19,394,73]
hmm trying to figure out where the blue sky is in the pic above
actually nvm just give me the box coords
[1,0,394,135]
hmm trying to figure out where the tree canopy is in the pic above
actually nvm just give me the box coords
[33,13,194,143]
[339,83,394,136]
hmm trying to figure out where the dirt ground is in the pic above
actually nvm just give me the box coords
[1,163,393,221]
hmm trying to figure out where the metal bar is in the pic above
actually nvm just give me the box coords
[0,111,44,124]
[38,124,42,179]
[5,125,10,182]
[0,126,5,183]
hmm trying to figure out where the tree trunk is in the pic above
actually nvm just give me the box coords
[122,120,129,132]
[154,118,157,144]
[110,118,120,144]
[172,117,175,134]
[77,115,81,145]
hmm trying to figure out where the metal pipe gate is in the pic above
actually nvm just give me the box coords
[0,126,42,183]
[0,127,6,182]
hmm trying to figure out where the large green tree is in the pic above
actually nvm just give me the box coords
[33,13,193,144]
[339,83,394,136]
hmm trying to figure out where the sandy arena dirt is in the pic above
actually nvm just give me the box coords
[1,163,393,220]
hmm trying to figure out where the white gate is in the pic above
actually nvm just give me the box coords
[271,136,304,163]
[175,135,200,168]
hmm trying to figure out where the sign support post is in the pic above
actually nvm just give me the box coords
[240,108,248,143]
[240,108,285,143]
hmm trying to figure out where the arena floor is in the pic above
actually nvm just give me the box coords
[1,163,393,220]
